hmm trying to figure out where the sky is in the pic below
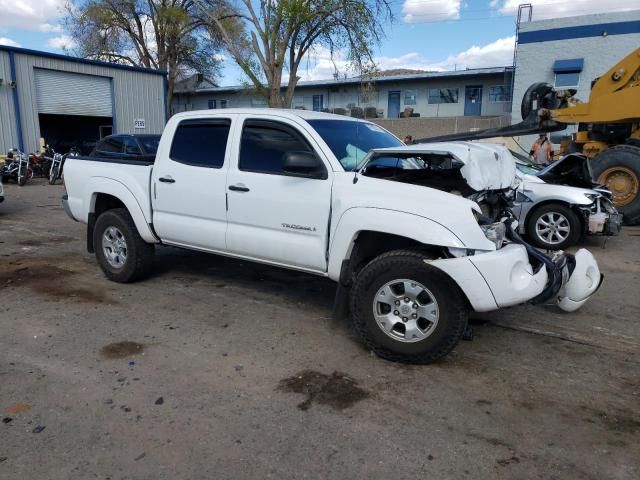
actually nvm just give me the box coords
[0,0,638,86]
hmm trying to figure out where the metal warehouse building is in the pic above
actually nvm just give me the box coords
[0,46,166,155]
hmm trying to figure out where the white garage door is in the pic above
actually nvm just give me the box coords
[35,69,113,117]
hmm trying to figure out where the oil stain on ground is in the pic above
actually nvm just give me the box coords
[0,258,111,303]
[277,370,369,411]
[18,236,75,247]
[100,341,145,359]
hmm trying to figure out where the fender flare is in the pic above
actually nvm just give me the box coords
[85,177,158,243]
[327,207,468,280]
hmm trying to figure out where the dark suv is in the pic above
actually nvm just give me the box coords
[90,134,161,163]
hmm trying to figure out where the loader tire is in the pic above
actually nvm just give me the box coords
[591,144,640,225]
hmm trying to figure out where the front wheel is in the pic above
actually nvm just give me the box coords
[350,250,468,364]
[48,165,59,184]
[17,168,32,186]
[526,203,581,250]
[94,208,155,283]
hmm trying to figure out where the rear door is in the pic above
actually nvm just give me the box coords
[225,117,333,271]
[152,117,233,250]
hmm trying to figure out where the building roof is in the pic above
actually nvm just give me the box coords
[174,73,218,93]
[0,45,167,76]
[185,66,513,94]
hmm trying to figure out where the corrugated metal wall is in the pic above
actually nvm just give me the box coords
[0,49,166,153]
[0,51,19,151]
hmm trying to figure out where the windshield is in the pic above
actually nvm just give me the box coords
[139,135,161,155]
[306,119,403,171]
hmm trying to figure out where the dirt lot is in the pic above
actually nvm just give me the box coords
[1,179,639,480]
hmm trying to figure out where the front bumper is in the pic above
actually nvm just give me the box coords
[429,225,601,313]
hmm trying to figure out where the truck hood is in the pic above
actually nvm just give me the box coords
[364,141,518,191]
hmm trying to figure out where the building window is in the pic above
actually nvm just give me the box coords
[292,96,304,109]
[404,90,417,105]
[554,72,580,88]
[251,97,268,107]
[488,85,511,103]
[428,88,459,104]
[207,99,216,109]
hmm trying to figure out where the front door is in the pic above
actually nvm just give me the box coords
[152,117,233,251]
[464,85,483,116]
[225,118,332,271]
[312,95,323,112]
[387,91,401,118]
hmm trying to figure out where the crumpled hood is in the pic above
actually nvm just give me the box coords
[365,141,517,191]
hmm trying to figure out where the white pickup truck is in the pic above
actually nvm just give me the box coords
[63,109,602,364]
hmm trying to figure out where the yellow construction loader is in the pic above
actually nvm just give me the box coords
[419,48,640,224]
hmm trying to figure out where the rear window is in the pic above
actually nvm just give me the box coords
[170,119,230,168]
[139,136,161,155]
[97,136,124,153]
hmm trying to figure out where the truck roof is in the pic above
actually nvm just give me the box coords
[171,108,372,122]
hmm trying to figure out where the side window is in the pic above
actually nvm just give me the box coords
[98,136,124,153]
[169,119,231,168]
[239,120,319,174]
[122,137,141,155]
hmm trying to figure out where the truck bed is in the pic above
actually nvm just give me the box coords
[63,155,154,226]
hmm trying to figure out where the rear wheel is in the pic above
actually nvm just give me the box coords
[350,250,468,364]
[591,145,640,225]
[526,203,581,250]
[94,208,155,283]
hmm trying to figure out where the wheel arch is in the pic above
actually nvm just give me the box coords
[85,179,158,250]
[328,208,473,281]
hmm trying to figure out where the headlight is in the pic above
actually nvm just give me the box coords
[585,193,600,202]
[480,222,506,249]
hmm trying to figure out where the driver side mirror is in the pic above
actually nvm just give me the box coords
[282,151,327,179]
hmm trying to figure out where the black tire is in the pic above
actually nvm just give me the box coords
[590,144,640,225]
[48,165,58,185]
[350,250,468,364]
[17,171,28,186]
[94,208,155,283]
[526,202,581,250]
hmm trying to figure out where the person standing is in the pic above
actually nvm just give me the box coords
[530,133,553,166]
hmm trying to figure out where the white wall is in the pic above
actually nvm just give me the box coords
[173,73,511,119]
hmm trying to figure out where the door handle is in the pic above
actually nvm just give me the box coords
[159,176,175,183]
[228,185,250,192]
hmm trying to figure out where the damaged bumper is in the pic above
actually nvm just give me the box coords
[582,195,623,236]
[429,222,602,313]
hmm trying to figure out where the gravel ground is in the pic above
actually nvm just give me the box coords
[1,179,639,480]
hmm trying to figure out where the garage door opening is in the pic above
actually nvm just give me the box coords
[35,68,114,155]
[38,114,112,155]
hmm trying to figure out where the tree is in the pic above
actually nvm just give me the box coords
[195,0,392,107]
[65,0,229,113]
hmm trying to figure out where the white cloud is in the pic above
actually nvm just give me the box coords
[39,23,63,33]
[438,35,515,70]
[47,35,76,50]
[496,0,639,20]
[403,0,461,23]
[0,0,66,31]
[295,36,514,81]
[0,37,20,47]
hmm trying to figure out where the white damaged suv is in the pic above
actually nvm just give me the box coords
[62,110,603,363]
